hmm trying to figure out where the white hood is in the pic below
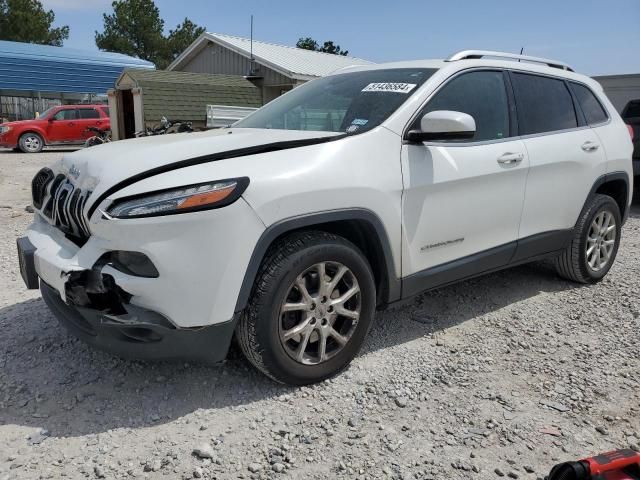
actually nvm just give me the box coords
[54,128,341,208]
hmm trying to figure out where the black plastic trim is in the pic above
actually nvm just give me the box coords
[41,282,237,364]
[87,134,346,219]
[234,208,401,313]
[106,177,250,219]
[17,236,39,289]
[400,229,573,300]
[401,241,516,299]
[586,171,631,224]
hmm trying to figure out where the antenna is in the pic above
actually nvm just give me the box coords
[249,15,255,75]
[519,47,524,62]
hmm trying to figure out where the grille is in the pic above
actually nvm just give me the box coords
[31,169,92,240]
[31,168,54,209]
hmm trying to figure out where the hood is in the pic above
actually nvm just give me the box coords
[1,119,43,128]
[53,128,342,213]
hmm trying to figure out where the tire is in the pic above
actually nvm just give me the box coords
[236,231,376,385]
[554,194,621,283]
[18,132,44,153]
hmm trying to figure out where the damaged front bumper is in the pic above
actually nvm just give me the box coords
[17,221,237,364]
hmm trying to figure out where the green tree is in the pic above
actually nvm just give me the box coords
[165,18,205,65]
[296,37,349,56]
[95,0,205,69]
[0,0,69,46]
[95,0,165,66]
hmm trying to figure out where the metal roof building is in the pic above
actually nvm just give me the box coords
[0,40,154,96]
[168,32,373,103]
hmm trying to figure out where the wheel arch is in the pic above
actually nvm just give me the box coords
[19,129,47,145]
[234,209,401,313]
[587,171,630,224]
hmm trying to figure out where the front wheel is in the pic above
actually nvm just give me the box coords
[554,194,621,283]
[18,133,44,153]
[236,231,376,385]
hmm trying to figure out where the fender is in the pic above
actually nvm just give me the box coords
[585,171,630,224]
[233,208,401,313]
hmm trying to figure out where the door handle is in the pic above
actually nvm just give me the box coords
[497,152,524,165]
[582,141,599,152]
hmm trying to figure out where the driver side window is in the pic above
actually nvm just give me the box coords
[416,70,511,142]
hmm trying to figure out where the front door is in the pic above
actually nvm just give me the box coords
[401,70,528,295]
[46,108,79,142]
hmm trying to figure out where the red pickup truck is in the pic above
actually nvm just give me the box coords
[0,104,110,153]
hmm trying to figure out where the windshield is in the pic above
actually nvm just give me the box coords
[235,68,437,134]
[38,107,58,119]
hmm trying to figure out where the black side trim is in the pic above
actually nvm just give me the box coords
[87,134,346,219]
[586,171,630,224]
[510,229,573,263]
[401,229,573,300]
[234,208,400,313]
[401,241,516,299]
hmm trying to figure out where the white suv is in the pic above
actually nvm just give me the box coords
[18,50,633,385]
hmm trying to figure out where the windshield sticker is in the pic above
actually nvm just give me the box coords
[346,125,360,133]
[362,83,417,94]
[351,118,369,126]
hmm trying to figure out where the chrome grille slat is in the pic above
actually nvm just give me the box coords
[32,172,91,241]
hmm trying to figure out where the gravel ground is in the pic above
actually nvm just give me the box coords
[0,150,639,480]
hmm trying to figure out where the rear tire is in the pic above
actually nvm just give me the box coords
[18,133,44,153]
[554,194,621,283]
[236,231,376,385]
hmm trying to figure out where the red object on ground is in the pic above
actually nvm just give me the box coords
[0,104,110,151]
[547,449,640,480]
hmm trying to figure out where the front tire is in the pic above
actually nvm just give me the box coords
[18,133,44,153]
[554,194,621,283]
[236,231,376,385]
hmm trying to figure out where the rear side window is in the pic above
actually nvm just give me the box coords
[419,70,510,142]
[511,73,577,135]
[569,83,608,125]
[78,108,100,119]
[101,107,110,117]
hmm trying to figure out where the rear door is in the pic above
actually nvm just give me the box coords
[401,70,529,291]
[512,72,606,247]
[76,107,103,140]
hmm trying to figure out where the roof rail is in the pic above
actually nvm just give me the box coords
[446,50,574,72]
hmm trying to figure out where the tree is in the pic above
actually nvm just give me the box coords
[165,18,205,65]
[0,0,69,46]
[95,0,204,68]
[296,37,349,56]
[95,0,166,66]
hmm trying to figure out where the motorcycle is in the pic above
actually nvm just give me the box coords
[84,126,111,148]
[135,116,193,137]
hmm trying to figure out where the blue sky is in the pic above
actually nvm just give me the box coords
[41,0,640,76]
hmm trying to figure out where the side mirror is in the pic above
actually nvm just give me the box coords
[406,110,476,143]
[48,117,55,122]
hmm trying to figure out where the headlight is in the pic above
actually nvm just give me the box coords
[106,177,249,218]
[0,125,11,134]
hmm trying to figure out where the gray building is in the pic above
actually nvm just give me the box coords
[594,73,640,113]
[168,32,373,103]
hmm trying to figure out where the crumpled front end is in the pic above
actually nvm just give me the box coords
[20,162,265,363]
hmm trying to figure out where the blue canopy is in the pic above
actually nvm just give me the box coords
[0,40,154,94]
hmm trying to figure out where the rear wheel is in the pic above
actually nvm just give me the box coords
[236,231,376,385]
[18,133,44,153]
[554,194,621,283]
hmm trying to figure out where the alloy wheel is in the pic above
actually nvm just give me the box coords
[586,210,616,272]
[23,135,41,152]
[278,261,361,365]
